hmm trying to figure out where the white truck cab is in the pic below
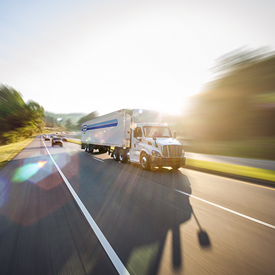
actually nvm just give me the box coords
[129,122,185,170]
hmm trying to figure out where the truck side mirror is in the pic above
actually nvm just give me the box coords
[173,131,177,138]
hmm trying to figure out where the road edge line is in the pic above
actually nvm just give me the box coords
[43,140,130,275]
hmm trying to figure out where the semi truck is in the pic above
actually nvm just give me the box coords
[81,109,186,171]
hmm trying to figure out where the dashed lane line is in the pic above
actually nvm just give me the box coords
[176,189,275,230]
[93,157,104,162]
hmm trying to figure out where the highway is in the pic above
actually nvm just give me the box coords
[0,136,275,274]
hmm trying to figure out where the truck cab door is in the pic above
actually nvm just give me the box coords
[129,127,143,163]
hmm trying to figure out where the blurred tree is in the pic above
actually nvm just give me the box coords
[76,111,99,129]
[44,115,56,127]
[186,47,275,141]
[212,46,273,77]
[0,84,26,132]
[65,118,73,130]
[0,84,45,144]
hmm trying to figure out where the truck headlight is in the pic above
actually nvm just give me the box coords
[152,150,161,157]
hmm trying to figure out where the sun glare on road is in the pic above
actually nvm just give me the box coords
[38,161,47,168]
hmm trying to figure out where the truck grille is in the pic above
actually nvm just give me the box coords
[162,145,182,158]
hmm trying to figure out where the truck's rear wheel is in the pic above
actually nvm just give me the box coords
[119,149,127,163]
[85,144,89,152]
[140,152,149,170]
[89,145,94,154]
[113,148,119,161]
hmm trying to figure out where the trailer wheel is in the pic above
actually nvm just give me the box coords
[140,152,149,170]
[89,144,94,154]
[119,149,127,163]
[113,149,119,161]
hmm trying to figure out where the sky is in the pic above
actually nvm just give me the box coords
[1,0,275,116]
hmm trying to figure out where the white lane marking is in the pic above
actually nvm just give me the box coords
[181,167,275,191]
[176,190,275,230]
[93,157,104,162]
[43,140,129,275]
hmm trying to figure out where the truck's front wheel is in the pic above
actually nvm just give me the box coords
[140,152,149,170]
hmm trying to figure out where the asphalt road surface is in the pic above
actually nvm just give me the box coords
[0,136,275,274]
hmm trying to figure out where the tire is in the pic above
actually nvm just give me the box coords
[140,152,149,170]
[172,165,181,170]
[119,149,127,163]
[113,148,119,161]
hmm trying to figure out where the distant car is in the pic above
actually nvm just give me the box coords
[44,135,50,141]
[52,136,63,147]
[61,137,67,142]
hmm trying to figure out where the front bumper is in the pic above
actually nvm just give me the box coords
[149,156,186,167]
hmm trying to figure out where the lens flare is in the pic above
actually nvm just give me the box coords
[38,161,47,168]
[12,163,41,183]
[12,160,49,183]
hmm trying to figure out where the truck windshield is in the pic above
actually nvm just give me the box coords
[143,126,171,138]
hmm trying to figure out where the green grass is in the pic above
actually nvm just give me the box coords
[0,137,34,169]
[182,138,275,161]
[186,158,275,183]
[67,139,81,145]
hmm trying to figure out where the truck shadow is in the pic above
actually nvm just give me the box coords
[86,160,211,274]
[0,149,211,275]
[104,158,191,192]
